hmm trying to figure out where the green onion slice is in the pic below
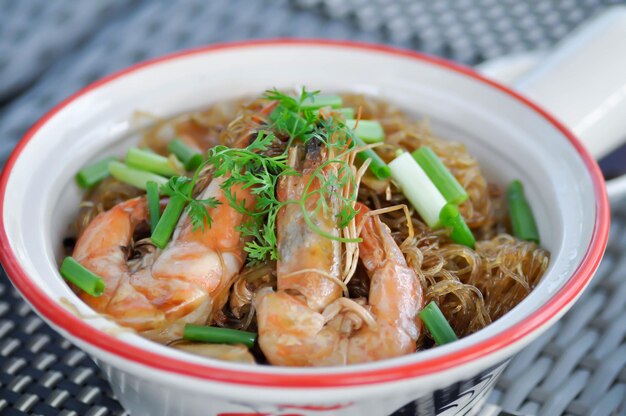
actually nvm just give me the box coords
[439,203,475,248]
[315,107,355,120]
[168,139,204,171]
[300,94,342,109]
[315,107,354,120]
[338,108,355,119]
[125,147,182,177]
[346,119,385,144]
[151,190,188,249]
[419,301,458,345]
[412,147,468,205]
[183,324,257,348]
[507,180,540,244]
[351,135,391,180]
[75,157,116,189]
[146,181,161,234]
[389,152,446,228]
[109,161,168,191]
[60,257,105,297]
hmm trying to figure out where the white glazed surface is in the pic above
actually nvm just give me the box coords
[0,42,605,415]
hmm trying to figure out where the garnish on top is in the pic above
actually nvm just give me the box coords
[205,89,364,263]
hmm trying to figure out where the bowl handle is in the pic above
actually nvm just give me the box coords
[512,5,626,165]
[478,6,626,200]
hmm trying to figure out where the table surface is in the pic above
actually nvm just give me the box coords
[0,1,625,415]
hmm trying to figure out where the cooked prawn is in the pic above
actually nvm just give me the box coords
[72,177,253,342]
[275,142,343,312]
[254,140,423,366]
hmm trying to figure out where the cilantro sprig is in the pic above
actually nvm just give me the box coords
[158,88,365,264]
[207,131,291,262]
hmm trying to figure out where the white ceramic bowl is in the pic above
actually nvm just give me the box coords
[0,40,610,416]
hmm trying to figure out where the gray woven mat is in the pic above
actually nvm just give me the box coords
[0,1,625,415]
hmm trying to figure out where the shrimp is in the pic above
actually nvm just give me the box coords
[254,140,423,366]
[276,141,343,312]
[343,203,424,363]
[72,176,254,343]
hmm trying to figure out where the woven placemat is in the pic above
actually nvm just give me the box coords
[0,1,625,415]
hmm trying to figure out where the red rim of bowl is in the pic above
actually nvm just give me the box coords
[0,39,610,388]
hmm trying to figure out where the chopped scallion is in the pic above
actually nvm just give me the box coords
[419,301,458,345]
[439,203,475,248]
[151,188,189,249]
[315,107,355,119]
[352,135,391,179]
[412,147,468,205]
[346,119,385,143]
[75,157,116,189]
[339,108,355,119]
[146,181,160,233]
[507,180,540,244]
[168,139,204,171]
[109,161,168,190]
[125,147,182,177]
[300,94,342,109]
[60,257,105,297]
[389,152,446,228]
[183,324,257,348]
